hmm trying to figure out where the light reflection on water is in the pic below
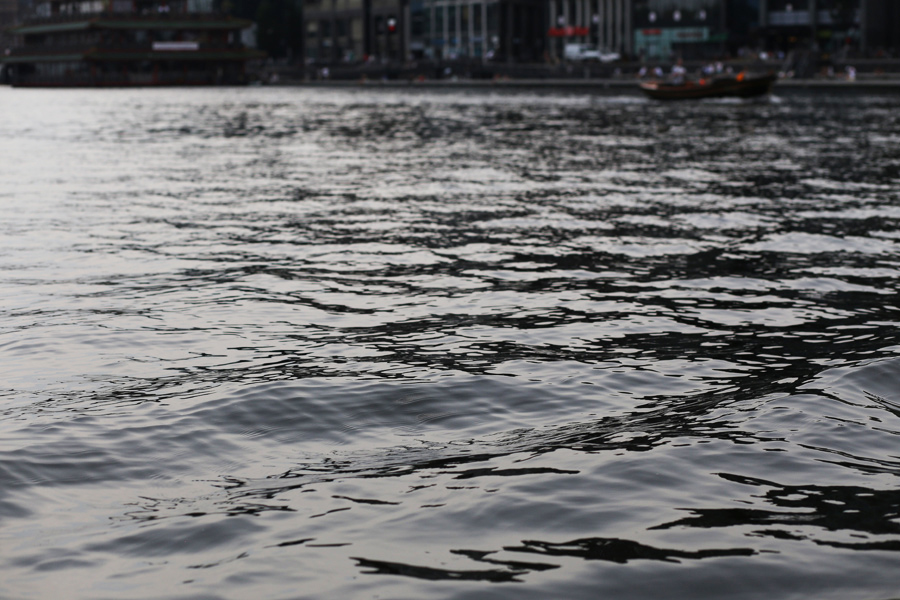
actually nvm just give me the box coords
[1,86,899,600]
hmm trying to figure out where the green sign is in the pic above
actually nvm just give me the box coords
[634,27,710,59]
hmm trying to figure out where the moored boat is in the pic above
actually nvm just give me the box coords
[3,0,264,87]
[640,72,778,100]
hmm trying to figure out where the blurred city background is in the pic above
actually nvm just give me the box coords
[2,0,899,84]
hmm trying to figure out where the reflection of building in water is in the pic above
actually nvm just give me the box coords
[3,0,262,86]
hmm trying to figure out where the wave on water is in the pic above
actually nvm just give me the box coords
[0,87,899,600]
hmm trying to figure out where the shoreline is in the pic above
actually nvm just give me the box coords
[2,77,897,95]
[273,78,900,95]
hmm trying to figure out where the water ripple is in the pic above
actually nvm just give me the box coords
[0,87,899,600]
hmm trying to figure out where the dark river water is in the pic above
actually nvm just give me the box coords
[1,85,900,600]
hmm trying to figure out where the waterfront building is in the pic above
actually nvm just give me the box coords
[860,0,900,54]
[545,0,632,60]
[0,0,19,48]
[301,0,898,66]
[415,0,501,61]
[302,0,635,65]
[632,0,727,60]
[416,0,549,63]
[3,0,263,86]
[756,0,900,56]
[303,0,410,64]
[302,0,533,64]
[418,0,634,63]
[757,0,858,54]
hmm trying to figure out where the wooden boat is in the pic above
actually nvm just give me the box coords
[640,72,777,100]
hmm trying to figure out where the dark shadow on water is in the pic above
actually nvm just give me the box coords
[351,536,754,582]
[653,473,900,538]
[352,556,527,582]
[505,536,756,564]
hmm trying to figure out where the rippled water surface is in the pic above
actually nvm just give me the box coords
[2,86,900,599]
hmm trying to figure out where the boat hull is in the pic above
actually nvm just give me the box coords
[640,73,777,100]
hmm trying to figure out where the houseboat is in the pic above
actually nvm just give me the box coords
[3,0,263,86]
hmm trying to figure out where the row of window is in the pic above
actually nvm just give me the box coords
[32,0,215,17]
[26,29,235,46]
[306,4,501,42]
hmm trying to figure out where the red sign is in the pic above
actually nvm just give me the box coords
[642,28,662,35]
[548,26,590,37]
